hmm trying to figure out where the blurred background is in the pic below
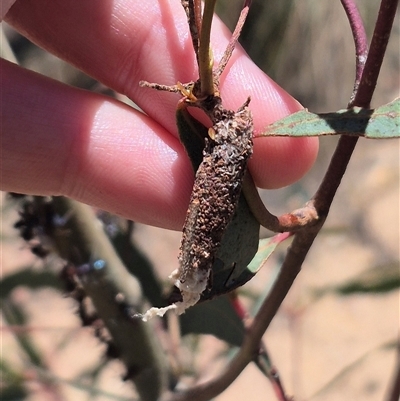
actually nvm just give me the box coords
[1,1,399,400]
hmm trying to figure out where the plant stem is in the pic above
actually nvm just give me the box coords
[353,0,399,108]
[181,0,201,66]
[229,293,290,401]
[243,170,319,232]
[198,0,216,96]
[164,1,398,399]
[314,0,398,213]
[49,197,169,401]
[386,340,400,401]
[340,0,369,105]
[216,2,251,78]
[242,171,281,230]
[193,0,202,40]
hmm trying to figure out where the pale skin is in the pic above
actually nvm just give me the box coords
[1,0,318,230]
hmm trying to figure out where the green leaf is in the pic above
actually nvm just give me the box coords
[222,233,291,292]
[206,232,291,299]
[176,106,209,172]
[180,295,245,346]
[0,359,28,401]
[0,268,63,299]
[261,98,400,139]
[247,234,291,275]
[1,300,46,369]
[314,261,400,297]
[201,193,260,300]
[179,234,291,345]
[110,223,165,308]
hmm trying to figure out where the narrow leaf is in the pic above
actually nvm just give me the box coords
[176,105,208,171]
[334,262,400,295]
[261,98,400,139]
[314,261,400,297]
[201,193,260,300]
[0,268,63,299]
[180,234,291,344]
[247,233,291,275]
[218,233,291,294]
[179,295,245,346]
[110,224,165,308]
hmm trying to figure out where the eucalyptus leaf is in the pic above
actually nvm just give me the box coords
[201,193,260,300]
[247,233,291,275]
[213,233,291,297]
[110,225,165,308]
[179,234,291,345]
[179,295,245,346]
[313,261,400,297]
[334,262,400,294]
[0,268,63,299]
[261,98,400,138]
[2,300,45,368]
[176,106,209,171]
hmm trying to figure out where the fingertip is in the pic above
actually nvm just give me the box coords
[249,136,319,189]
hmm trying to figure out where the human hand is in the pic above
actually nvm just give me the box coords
[2,0,318,230]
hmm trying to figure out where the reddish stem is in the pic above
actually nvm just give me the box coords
[353,0,399,108]
[386,341,400,401]
[228,292,248,320]
[340,0,369,105]
[164,2,399,400]
[314,0,398,216]
[229,293,291,401]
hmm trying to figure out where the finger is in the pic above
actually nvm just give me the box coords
[6,0,318,188]
[1,59,194,230]
[6,0,199,134]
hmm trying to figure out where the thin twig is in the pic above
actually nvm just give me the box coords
[255,345,291,401]
[193,0,202,40]
[353,0,399,108]
[198,0,217,96]
[181,0,201,66]
[386,340,400,401]
[229,293,291,401]
[268,366,291,401]
[243,171,319,232]
[340,0,369,106]
[242,171,281,230]
[216,1,251,78]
